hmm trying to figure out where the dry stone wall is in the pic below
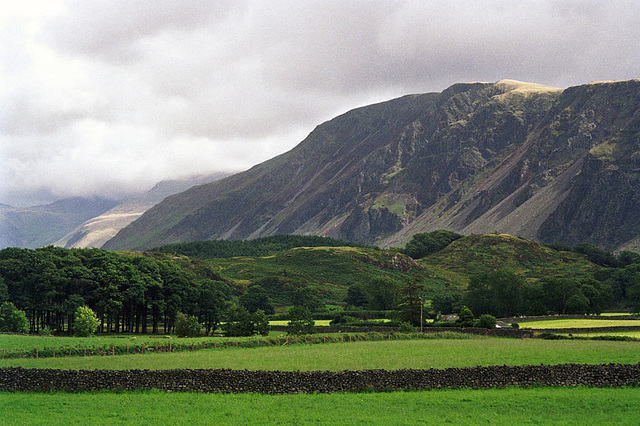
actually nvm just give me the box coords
[2,364,638,393]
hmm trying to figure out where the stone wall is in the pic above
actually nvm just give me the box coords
[2,363,638,393]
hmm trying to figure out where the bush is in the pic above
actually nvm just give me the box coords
[456,306,475,327]
[175,312,204,337]
[511,322,520,329]
[474,314,497,329]
[73,306,100,337]
[0,302,29,334]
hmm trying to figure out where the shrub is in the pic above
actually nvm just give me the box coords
[73,306,100,337]
[474,314,497,329]
[511,322,520,329]
[0,302,29,334]
[175,312,204,337]
[456,306,475,327]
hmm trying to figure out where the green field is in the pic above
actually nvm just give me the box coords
[521,319,640,329]
[558,331,640,339]
[2,387,639,425]
[2,338,639,371]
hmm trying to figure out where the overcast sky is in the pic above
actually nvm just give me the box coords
[1,0,639,206]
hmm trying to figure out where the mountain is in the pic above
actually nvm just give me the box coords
[0,198,118,249]
[104,79,640,251]
[55,173,230,248]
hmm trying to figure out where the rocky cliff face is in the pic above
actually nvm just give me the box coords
[104,79,640,251]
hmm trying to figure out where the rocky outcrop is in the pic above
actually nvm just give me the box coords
[104,80,640,251]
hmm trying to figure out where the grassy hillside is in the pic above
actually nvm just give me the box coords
[199,246,425,303]
[421,233,600,286]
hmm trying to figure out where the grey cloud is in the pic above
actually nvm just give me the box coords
[45,0,243,61]
[1,0,639,205]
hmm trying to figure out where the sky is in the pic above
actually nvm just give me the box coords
[1,0,639,207]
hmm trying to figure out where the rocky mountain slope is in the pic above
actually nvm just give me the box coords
[104,79,640,251]
[55,173,229,248]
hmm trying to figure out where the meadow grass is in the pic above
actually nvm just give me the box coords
[2,387,639,425]
[521,319,640,329]
[2,338,639,371]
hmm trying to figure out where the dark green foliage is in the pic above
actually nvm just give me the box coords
[365,278,400,310]
[240,285,275,315]
[0,246,232,334]
[573,243,617,267]
[474,314,497,329]
[0,277,8,303]
[154,235,364,259]
[537,332,571,340]
[344,283,368,307]
[221,305,270,337]
[627,279,640,314]
[290,286,324,311]
[0,302,29,333]
[396,279,426,326]
[222,305,255,337]
[174,312,203,337]
[398,322,415,332]
[252,310,270,336]
[465,268,615,317]
[456,306,475,327]
[403,230,463,259]
[617,251,640,268]
[329,314,358,325]
[578,279,613,315]
[287,305,315,335]
[511,322,520,329]
[466,270,525,317]
[430,285,465,315]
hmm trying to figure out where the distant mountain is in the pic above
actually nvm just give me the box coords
[55,173,230,249]
[104,79,640,251]
[0,198,118,249]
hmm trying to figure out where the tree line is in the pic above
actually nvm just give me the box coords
[0,246,232,334]
[153,235,363,259]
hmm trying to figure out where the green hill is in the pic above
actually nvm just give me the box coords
[199,246,425,304]
[420,233,601,286]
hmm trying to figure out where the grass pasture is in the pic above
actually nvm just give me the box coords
[2,387,640,425]
[521,319,640,329]
[2,338,639,371]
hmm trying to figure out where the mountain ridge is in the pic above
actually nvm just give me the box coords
[104,79,640,251]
